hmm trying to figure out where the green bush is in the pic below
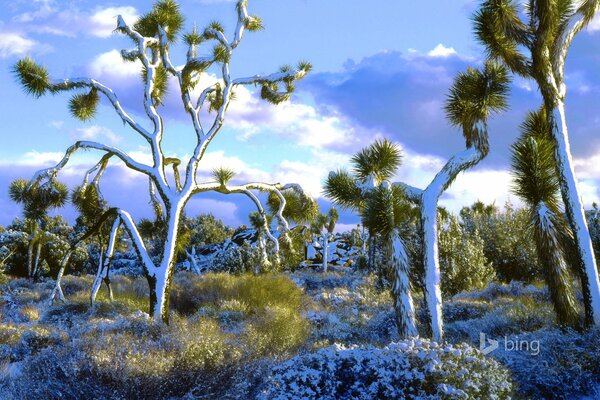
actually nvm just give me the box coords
[246,305,310,356]
[439,215,495,296]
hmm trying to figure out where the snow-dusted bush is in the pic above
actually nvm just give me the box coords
[492,327,600,399]
[260,339,513,400]
[439,215,495,296]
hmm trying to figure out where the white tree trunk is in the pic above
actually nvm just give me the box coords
[185,247,200,274]
[90,248,104,304]
[32,240,42,279]
[554,101,600,325]
[421,143,484,342]
[150,205,182,322]
[391,232,418,338]
[321,233,329,272]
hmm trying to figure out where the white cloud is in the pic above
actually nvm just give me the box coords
[0,32,41,58]
[427,43,458,58]
[13,4,139,39]
[88,49,141,79]
[74,125,122,144]
[89,7,139,38]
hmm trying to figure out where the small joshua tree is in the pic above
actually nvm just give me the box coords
[474,0,600,327]
[9,178,68,279]
[397,62,509,341]
[310,208,338,272]
[14,0,311,322]
[325,140,417,338]
[511,108,580,328]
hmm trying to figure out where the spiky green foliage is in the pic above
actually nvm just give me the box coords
[474,0,532,76]
[13,58,50,98]
[244,15,264,31]
[362,184,411,238]
[9,179,69,221]
[183,28,203,46]
[326,208,339,234]
[141,64,169,106]
[72,185,107,221]
[323,170,363,211]
[249,211,271,233]
[69,89,100,121]
[266,189,319,225]
[445,61,510,146]
[351,139,402,184]
[212,44,231,63]
[212,167,236,186]
[134,0,184,42]
[181,58,212,92]
[511,107,580,328]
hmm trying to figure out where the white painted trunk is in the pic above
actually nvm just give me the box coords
[322,233,329,272]
[391,232,418,338]
[554,102,600,325]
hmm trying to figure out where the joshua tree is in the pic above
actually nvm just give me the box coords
[511,108,580,327]
[474,0,600,326]
[325,140,417,338]
[248,211,272,273]
[397,62,510,341]
[9,178,68,279]
[310,208,339,272]
[14,0,311,322]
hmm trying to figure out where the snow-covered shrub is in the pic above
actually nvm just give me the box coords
[439,215,495,296]
[260,339,513,400]
[246,305,310,356]
[492,327,600,399]
[209,241,264,274]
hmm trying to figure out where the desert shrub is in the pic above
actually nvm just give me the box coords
[171,272,304,315]
[246,305,310,356]
[260,339,513,400]
[492,327,600,399]
[439,215,495,297]
[461,202,541,282]
[209,241,265,274]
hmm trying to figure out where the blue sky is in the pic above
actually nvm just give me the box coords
[1,0,600,231]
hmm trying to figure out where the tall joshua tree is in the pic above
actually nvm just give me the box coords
[397,62,510,341]
[474,0,600,326]
[9,178,68,279]
[325,139,417,338]
[511,108,580,328]
[14,0,311,322]
[310,208,339,272]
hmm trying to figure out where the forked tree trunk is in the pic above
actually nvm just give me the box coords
[552,102,600,326]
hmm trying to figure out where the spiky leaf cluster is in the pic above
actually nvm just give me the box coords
[362,184,411,238]
[72,184,107,221]
[9,179,68,221]
[351,139,402,183]
[13,58,50,98]
[69,89,100,121]
[244,15,264,31]
[267,189,319,224]
[260,61,312,105]
[181,58,212,92]
[445,61,510,145]
[326,208,339,233]
[212,44,231,63]
[212,167,236,185]
[511,108,560,210]
[134,0,184,42]
[249,211,271,232]
[141,64,169,106]
[324,170,363,211]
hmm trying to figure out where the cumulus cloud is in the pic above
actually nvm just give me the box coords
[428,43,458,58]
[12,2,138,38]
[74,125,122,144]
[0,31,46,58]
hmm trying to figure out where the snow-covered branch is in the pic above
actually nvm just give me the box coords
[48,77,152,141]
[29,141,153,188]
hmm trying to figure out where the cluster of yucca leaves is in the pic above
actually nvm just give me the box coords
[511,108,581,327]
